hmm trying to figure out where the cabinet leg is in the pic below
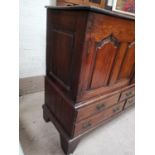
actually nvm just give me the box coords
[60,134,80,155]
[43,110,50,122]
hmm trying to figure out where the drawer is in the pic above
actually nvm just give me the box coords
[76,93,120,122]
[120,87,135,101]
[124,96,135,109]
[74,101,125,136]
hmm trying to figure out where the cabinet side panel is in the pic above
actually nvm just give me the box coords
[46,9,88,101]
[46,10,77,91]
[49,29,74,89]
[45,77,76,137]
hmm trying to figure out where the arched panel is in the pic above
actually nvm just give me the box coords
[89,35,120,89]
[118,41,135,80]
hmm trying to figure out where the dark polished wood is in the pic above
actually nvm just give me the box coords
[76,93,120,122]
[74,101,125,136]
[60,134,81,155]
[46,6,135,20]
[43,6,135,155]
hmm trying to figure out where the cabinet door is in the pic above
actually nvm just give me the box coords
[90,35,120,89]
[78,13,135,101]
[87,36,135,90]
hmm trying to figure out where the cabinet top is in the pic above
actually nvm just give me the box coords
[45,5,135,20]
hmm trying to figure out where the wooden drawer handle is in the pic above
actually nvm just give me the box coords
[82,121,92,129]
[113,107,120,113]
[96,103,105,111]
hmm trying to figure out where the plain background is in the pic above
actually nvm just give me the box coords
[19,0,56,78]
[0,0,155,155]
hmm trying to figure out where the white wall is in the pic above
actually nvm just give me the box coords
[19,0,56,78]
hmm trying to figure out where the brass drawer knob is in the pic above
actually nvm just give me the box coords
[126,92,132,97]
[113,107,120,113]
[82,121,92,129]
[96,103,105,111]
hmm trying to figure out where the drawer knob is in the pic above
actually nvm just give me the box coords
[82,121,92,129]
[96,103,105,111]
[128,100,134,104]
[126,92,132,97]
[113,107,120,113]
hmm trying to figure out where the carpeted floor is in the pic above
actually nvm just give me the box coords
[19,91,135,155]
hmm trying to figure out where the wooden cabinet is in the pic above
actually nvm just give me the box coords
[46,7,135,102]
[43,6,135,155]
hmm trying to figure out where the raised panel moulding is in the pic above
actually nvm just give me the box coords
[89,35,120,89]
[96,34,120,50]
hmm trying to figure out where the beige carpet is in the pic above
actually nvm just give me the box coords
[19,92,135,155]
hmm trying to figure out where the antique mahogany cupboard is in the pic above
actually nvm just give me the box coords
[43,6,135,155]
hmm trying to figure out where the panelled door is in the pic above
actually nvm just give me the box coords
[78,13,135,101]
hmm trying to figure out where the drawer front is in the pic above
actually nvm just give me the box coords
[76,93,120,122]
[120,87,135,101]
[74,101,125,136]
[124,96,135,109]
